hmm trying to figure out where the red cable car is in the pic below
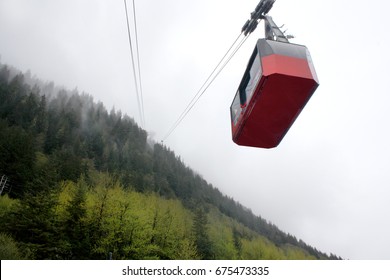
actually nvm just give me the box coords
[231,16,319,148]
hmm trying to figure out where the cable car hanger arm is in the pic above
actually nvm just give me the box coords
[241,0,291,43]
[262,15,291,43]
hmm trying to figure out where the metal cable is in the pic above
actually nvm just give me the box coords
[124,0,145,128]
[131,0,146,128]
[162,32,247,142]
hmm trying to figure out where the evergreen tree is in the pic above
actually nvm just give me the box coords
[63,179,89,259]
[5,189,63,259]
[0,233,25,259]
[192,208,213,259]
[0,122,36,197]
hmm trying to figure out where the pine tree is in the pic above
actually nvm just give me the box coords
[63,179,89,259]
[6,189,62,259]
[192,208,213,259]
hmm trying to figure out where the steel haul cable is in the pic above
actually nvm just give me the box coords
[131,0,145,128]
[162,32,249,142]
[124,0,145,128]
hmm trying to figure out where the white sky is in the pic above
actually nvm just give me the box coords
[1,0,390,260]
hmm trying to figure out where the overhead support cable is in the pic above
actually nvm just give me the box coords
[131,0,146,127]
[162,32,245,142]
[123,0,145,128]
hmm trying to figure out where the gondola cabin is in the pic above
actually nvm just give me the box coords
[230,39,319,148]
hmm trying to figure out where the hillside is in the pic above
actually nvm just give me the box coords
[0,62,340,260]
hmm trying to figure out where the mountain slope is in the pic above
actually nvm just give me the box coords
[0,63,340,259]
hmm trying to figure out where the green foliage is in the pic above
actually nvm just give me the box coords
[0,194,19,215]
[207,209,239,259]
[192,208,213,259]
[53,175,198,260]
[0,62,337,260]
[0,233,24,259]
[0,121,36,196]
[3,189,63,259]
[61,179,89,259]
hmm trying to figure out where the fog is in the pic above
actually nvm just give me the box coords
[1,0,390,259]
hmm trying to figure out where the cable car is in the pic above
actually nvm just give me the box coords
[231,17,319,148]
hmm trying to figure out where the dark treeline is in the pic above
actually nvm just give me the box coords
[0,63,340,260]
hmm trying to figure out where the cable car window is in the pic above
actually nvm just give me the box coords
[245,53,261,104]
[231,48,262,127]
[231,90,242,126]
[237,48,262,108]
[239,72,250,107]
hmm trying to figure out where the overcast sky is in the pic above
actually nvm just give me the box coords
[1,0,390,260]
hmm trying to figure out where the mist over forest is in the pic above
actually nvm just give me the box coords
[0,63,340,260]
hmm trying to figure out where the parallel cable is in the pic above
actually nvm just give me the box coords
[162,32,248,142]
[131,0,146,127]
[123,0,145,128]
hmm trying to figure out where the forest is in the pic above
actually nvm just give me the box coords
[0,62,340,260]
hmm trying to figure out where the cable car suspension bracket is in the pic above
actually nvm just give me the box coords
[262,15,291,43]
